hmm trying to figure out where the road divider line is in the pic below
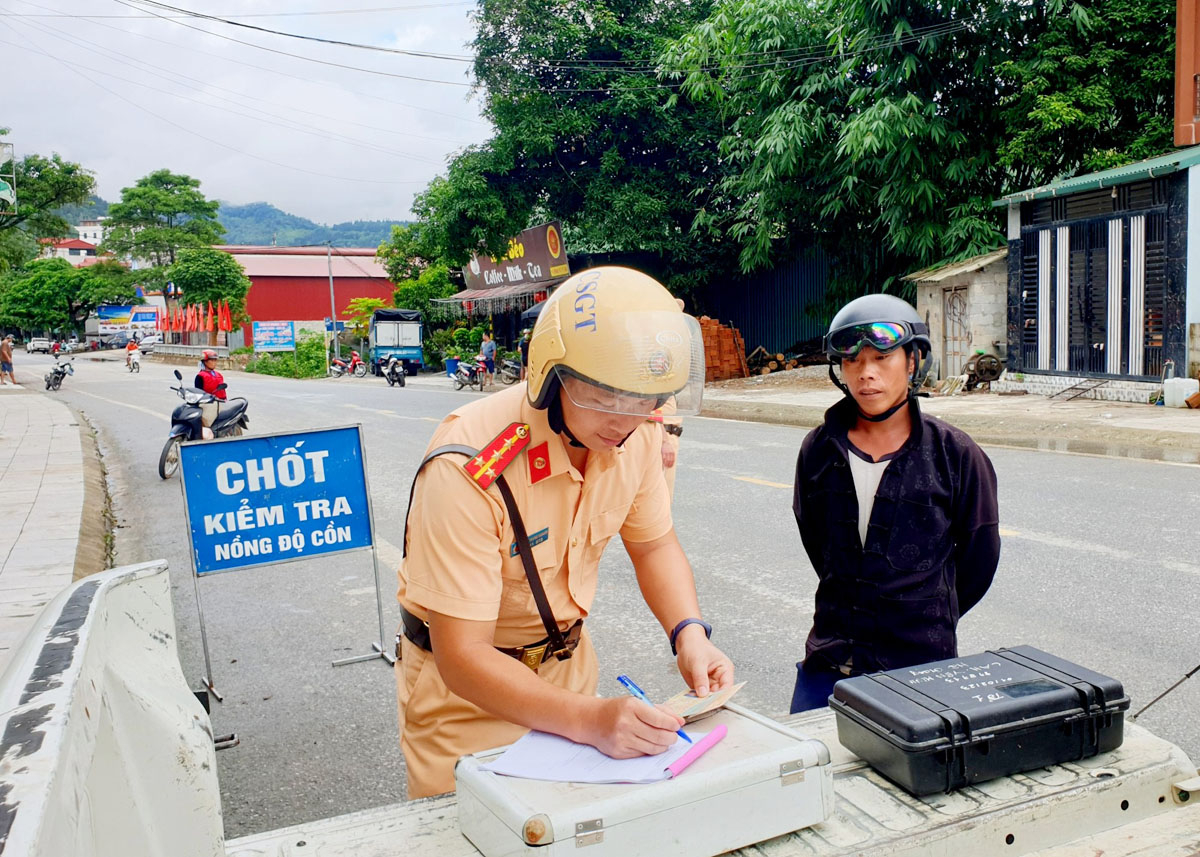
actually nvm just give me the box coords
[733,475,791,489]
[343,403,439,423]
[71,390,168,422]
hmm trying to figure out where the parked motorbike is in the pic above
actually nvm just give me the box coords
[158,370,250,480]
[329,350,368,378]
[498,358,521,385]
[453,356,486,392]
[383,355,406,388]
[44,356,74,391]
[127,348,141,373]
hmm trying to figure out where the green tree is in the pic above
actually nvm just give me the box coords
[0,129,96,270]
[167,248,251,322]
[342,296,390,339]
[410,0,732,292]
[663,0,1174,297]
[376,221,438,284]
[103,169,224,268]
[0,257,138,332]
[393,263,458,322]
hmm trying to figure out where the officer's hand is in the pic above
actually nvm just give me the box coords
[675,630,734,698]
[582,697,684,759]
[660,441,676,469]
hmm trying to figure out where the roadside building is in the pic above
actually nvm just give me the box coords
[39,237,97,266]
[994,148,1200,401]
[214,245,396,347]
[906,249,1008,380]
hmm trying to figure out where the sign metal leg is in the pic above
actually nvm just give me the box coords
[332,545,395,667]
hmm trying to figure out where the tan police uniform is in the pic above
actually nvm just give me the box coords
[396,384,673,798]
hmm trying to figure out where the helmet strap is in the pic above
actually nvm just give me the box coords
[547,394,587,448]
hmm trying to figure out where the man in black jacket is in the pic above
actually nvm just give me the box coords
[790,294,1000,712]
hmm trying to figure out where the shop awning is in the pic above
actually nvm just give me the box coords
[434,279,563,316]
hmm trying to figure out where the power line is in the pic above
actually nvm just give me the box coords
[12,0,489,127]
[0,2,474,18]
[6,8,469,159]
[0,23,432,186]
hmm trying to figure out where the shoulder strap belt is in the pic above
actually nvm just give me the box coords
[403,444,570,661]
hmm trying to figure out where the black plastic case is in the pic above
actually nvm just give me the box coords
[829,646,1130,796]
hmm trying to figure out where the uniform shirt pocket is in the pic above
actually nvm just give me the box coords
[499,525,560,613]
[585,507,625,560]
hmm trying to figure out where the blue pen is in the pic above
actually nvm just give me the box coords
[617,675,692,744]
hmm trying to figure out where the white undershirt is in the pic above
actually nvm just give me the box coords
[846,449,891,547]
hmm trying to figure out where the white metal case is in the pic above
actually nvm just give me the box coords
[454,704,834,857]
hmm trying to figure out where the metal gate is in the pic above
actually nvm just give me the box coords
[942,287,970,376]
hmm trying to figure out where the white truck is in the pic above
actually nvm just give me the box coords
[2,561,1199,857]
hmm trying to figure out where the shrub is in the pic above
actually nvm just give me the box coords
[243,333,328,378]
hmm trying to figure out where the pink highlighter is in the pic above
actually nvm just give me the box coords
[666,724,728,779]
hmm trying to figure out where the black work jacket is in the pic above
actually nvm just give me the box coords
[793,396,1000,673]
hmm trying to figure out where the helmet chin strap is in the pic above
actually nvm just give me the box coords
[826,364,912,424]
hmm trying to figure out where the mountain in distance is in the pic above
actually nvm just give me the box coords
[55,197,402,248]
[217,201,404,248]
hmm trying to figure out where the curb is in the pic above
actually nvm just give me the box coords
[71,408,114,582]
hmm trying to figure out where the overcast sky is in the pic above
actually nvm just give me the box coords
[2,0,493,225]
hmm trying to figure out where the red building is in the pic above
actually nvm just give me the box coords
[216,246,396,345]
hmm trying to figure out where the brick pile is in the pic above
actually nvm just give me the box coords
[699,316,749,382]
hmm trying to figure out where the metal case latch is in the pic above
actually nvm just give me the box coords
[576,818,604,847]
[780,760,807,786]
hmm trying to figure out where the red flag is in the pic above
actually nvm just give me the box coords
[206,301,215,332]
[222,300,233,332]
[189,305,197,332]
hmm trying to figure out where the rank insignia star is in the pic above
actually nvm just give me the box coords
[463,422,532,489]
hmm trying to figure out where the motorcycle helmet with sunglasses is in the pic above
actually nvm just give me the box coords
[824,294,932,422]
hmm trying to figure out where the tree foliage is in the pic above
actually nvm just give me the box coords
[0,129,95,271]
[342,296,390,338]
[663,0,1175,296]
[0,257,139,332]
[167,248,251,321]
[393,263,458,322]
[103,169,224,268]
[402,0,733,293]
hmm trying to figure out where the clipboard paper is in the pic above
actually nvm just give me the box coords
[481,729,720,784]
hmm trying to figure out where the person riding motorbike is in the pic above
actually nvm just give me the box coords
[125,338,141,368]
[194,349,227,401]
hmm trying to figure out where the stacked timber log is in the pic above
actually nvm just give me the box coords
[746,346,803,376]
[699,316,749,382]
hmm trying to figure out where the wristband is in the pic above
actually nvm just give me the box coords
[669,618,712,656]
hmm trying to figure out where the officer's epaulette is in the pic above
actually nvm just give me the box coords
[463,422,531,490]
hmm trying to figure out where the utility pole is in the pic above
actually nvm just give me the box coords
[327,241,340,360]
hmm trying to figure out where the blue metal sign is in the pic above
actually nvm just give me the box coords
[252,321,296,352]
[324,318,346,332]
[179,427,374,575]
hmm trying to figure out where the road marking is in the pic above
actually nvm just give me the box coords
[999,527,1020,537]
[71,390,168,422]
[342,403,439,423]
[1002,528,1200,576]
[733,476,791,489]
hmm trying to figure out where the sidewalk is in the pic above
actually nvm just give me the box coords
[0,384,85,670]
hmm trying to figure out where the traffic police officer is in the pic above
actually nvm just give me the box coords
[396,266,734,798]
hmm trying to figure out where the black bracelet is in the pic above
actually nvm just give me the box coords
[669,618,712,656]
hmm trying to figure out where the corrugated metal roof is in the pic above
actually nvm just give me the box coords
[903,248,1007,283]
[994,148,1200,206]
[222,251,390,279]
[214,245,379,257]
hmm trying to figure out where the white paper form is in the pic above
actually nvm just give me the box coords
[481,730,699,784]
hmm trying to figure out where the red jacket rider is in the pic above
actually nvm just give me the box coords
[194,350,227,401]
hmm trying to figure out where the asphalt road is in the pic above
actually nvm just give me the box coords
[31,351,1200,839]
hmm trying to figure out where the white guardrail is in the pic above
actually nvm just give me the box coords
[153,344,230,359]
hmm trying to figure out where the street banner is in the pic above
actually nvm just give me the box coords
[98,305,159,333]
[252,321,296,352]
[179,427,374,575]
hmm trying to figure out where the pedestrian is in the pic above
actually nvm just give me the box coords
[652,298,688,501]
[789,293,1000,713]
[194,349,227,400]
[518,328,531,381]
[0,335,16,385]
[480,331,497,388]
[395,266,732,798]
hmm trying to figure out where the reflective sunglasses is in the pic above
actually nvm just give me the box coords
[826,322,911,358]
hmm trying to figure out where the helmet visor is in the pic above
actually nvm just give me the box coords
[827,322,910,358]
[553,311,704,417]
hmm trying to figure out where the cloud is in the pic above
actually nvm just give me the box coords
[0,0,493,225]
